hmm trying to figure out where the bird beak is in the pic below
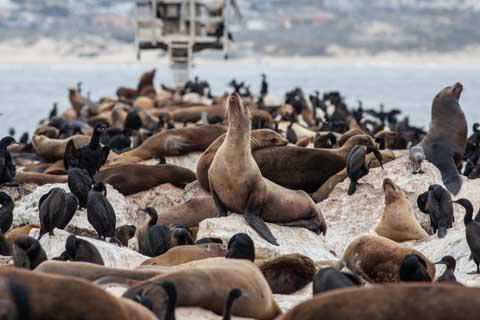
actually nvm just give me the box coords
[372,147,384,170]
[434,261,445,265]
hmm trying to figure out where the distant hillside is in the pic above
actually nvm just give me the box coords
[1,0,480,57]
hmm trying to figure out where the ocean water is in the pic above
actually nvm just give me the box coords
[1,60,479,137]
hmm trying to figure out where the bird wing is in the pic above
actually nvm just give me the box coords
[346,146,366,176]
[64,139,78,170]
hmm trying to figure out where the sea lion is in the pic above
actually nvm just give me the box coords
[96,164,196,196]
[208,93,326,245]
[375,178,428,242]
[110,125,227,165]
[252,134,378,193]
[418,82,466,194]
[151,197,217,228]
[31,134,90,162]
[0,268,157,320]
[5,225,39,244]
[374,130,397,149]
[141,243,228,266]
[337,128,365,147]
[196,129,287,191]
[338,235,435,283]
[123,258,281,320]
[15,172,68,185]
[278,284,480,320]
[171,105,225,123]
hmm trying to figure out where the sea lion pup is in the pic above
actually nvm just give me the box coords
[87,182,118,243]
[196,129,287,191]
[95,164,196,196]
[12,235,47,270]
[35,261,162,282]
[110,125,227,164]
[141,243,228,266]
[453,198,480,273]
[312,267,362,295]
[346,144,383,195]
[278,284,480,320]
[409,145,425,174]
[338,235,435,283]
[123,258,281,320]
[31,134,90,162]
[209,93,326,245]
[115,225,137,247]
[399,254,432,282]
[53,235,105,265]
[418,82,466,194]
[435,255,460,283]
[423,184,454,238]
[252,134,378,193]
[375,178,428,241]
[14,171,68,185]
[0,192,13,233]
[68,165,93,208]
[0,268,157,320]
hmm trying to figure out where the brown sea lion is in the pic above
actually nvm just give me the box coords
[252,134,378,193]
[172,105,225,123]
[196,129,288,191]
[0,268,157,320]
[374,130,397,149]
[140,243,228,266]
[338,235,435,283]
[279,284,480,320]
[95,164,196,196]
[15,172,68,185]
[123,258,281,320]
[337,128,366,147]
[208,93,326,245]
[5,225,40,243]
[32,134,90,162]
[150,197,217,228]
[418,82,466,194]
[110,125,227,164]
[375,178,428,242]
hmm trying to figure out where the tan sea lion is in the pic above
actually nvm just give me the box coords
[196,129,288,191]
[0,268,157,320]
[375,178,428,242]
[279,284,480,320]
[5,225,40,243]
[15,172,68,185]
[208,93,326,245]
[110,125,227,164]
[338,235,435,283]
[32,135,90,162]
[418,82,466,194]
[151,197,217,228]
[141,243,228,266]
[95,164,196,196]
[252,134,378,193]
[172,105,225,123]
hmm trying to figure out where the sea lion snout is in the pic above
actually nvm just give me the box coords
[229,92,241,104]
[453,82,463,100]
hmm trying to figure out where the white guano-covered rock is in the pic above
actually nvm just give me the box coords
[30,228,148,268]
[166,152,202,172]
[196,214,335,263]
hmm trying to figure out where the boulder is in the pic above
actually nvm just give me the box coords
[166,152,202,172]
[30,228,148,269]
[127,183,185,211]
[196,214,335,263]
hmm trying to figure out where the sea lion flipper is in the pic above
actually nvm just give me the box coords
[244,213,278,246]
[210,187,228,217]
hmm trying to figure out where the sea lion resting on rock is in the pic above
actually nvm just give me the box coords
[196,128,288,191]
[95,164,196,196]
[279,284,480,320]
[418,82,466,194]
[375,178,428,242]
[15,172,68,185]
[338,235,435,283]
[208,93,326,245]
[141,243,228,266]
[0,268,157,320]
[31,134,90,162]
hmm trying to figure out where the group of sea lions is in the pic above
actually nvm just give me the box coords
[0,68,479,319]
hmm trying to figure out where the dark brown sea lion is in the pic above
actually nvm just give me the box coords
[0,268,157,320]
[252,134,378,193]
[208,93,326,245]
[140,243,228,266]
[279,284,480,320]
[337,128,366,147]
[196,129,288,191]
[110,125,227,165]
[418,82,466,194]
[338,235,435,283]
[95,164,196,196]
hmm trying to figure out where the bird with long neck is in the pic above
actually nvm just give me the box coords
[89,123,108,150]
[453,198,480,274]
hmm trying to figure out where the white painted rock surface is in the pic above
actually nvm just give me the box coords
[197,214,335,262]
[30,229,148,268]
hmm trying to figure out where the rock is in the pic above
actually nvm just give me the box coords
[127,183,185,211]
[0,184,37,202]
[176,308,253,320]
[196,214,335,263]
[166,152,202,172]
[182,181,210,201]
[13,183,141,231]
[30,228,148,268]
[274,284,312,313]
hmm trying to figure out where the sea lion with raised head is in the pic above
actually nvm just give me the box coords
[418,82,466,194]
[208,93,326,245]
[338,235,435,283]
[375,178,428,242]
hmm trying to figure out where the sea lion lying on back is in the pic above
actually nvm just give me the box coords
[196,128,288,191]
[418,82,466,194]
[95,164,196,196]
[279,284,480,320]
